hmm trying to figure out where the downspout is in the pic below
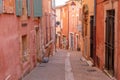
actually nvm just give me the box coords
[68,4,70,49]
[94,0,96,26]
[94,0,96,65]
[55,9,57,52]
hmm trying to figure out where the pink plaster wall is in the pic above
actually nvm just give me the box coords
[0,14,21,80]
[0,0,38,79]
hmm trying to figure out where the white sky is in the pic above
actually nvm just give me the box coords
[55,0,69,6]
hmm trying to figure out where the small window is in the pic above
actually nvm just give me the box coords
[22,35,28,63]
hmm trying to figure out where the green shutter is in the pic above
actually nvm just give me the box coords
[0,0,2,14]
[27,0,30,16]
[34,0,42,17]
[16,0,22,16]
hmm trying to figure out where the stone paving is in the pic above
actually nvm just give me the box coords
[69,51,112,80]
[23,49,112,80]
[23,50,66,80]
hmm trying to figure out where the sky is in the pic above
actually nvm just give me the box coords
[55,0,69,6]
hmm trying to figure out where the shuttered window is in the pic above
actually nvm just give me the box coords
[0,0,2,14]
[33,0,42,17]
[26,0,30,16]
[16,0,22,16]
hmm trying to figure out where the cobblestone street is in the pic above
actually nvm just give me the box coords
[22,49,111,80]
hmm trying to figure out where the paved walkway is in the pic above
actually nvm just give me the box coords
[69,51,111,80]
[23,49,112,80]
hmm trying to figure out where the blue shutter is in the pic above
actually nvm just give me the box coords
[16,0,22,16]
[34,0,42,17]
[0,0,2,14]
[27,0,30,16]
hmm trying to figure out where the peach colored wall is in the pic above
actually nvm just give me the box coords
[68,1,81,50]
[82,0,94,59]
[60,5,69,48]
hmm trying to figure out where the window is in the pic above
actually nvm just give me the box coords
[22,35,28,63]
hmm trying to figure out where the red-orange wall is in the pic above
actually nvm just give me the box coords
[96,0,104,69]
[61,5,69,39]
[96,0,119,79]
[117,1,120,79]
[60,1,81,49]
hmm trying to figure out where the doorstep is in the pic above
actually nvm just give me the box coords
[80,56,94,66]
[104,69,117,80]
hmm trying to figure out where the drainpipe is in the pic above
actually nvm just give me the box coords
[94,0,96,27]
[93,0,96,65]
[54,10,57,52]
[68,4,70,50]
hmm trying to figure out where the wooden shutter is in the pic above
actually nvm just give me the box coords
[26,0,30,16]
[16,0,22,16]
[0,0,2,14]
[34,0,42,17]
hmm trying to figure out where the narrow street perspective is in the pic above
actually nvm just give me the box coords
[0,0,120,80]
[23,50,111,80]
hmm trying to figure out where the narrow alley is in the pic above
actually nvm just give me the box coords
[23,50,111,80]
[0,0,120,80]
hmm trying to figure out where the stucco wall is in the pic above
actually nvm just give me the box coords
[82,0,94,59]
[96,0,119,79]
[0,0,41,79]
[0,14,21,80]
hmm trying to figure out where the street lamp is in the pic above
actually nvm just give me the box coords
[71,0,83,10]
[71,1,76,10]
[72,0,83,5]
